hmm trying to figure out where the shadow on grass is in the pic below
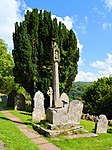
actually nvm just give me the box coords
[91,128,95,133]
[11,120,32,126]
[0,116,11,121]
[107,128,112,133]
[20,112,31,116]
[0,116,32,126]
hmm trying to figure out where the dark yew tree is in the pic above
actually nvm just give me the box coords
[13,8,79,108]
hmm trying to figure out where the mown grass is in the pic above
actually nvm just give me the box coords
[0,100,112,150]
[80,119,95,132]
[0,112,39,150]
[10,108,112,150]
[9,110,32,128]
[0,100,32,128]
[49,133,112,150]
[49,120,112,150]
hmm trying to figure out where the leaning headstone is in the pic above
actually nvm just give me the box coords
[95,114,108,133]
[7,90,17,108]
[14,94,25,111]
[68,100,83,124]
[32,91,45,122]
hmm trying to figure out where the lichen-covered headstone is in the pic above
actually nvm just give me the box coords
[95,114,108,133]
[68,100,83,124]
[32,91,45,122]
[14,94,25,111]
[7,90,17,108]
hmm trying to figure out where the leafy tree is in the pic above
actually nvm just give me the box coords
[82,77,112,119]
[0,39,15,94]
[12,9,79,108]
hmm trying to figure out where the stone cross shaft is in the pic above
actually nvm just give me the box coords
[52,41,63,108]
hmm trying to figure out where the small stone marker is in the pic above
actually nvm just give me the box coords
[14,94,25,111]
[59,92,69,108]
[95,114,108,133]
[32,91,45,121]
[7,90,17,108]
[47,87,53,107]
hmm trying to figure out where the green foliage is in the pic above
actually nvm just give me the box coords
[82,77,112,119]
[13,9,79,104]
[68,82,92,101]
[0,39,15,94]
[15,84,31,101]
[0,39,31,98]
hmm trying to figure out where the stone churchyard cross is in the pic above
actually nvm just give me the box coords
[45,41,83,130]
[52,41,63,108]
[47,87,53,107]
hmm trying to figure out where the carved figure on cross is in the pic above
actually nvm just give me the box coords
[52,41,60,62]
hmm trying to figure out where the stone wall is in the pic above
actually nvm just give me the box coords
[81,113,112,126]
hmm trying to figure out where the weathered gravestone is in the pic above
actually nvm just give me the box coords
[68,100,83,124]
[7,90,17,108]
[46,99,83,126]
[14,94,25,111]
[59,92,69,109]
[95,114,108,133]
[32,91,45,121]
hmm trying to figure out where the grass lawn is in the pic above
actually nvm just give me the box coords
[0,101,112,150]
[8,109,112,150]
[0,112,39,150]
[9,110,32,128]
[49,133,112,150]
[49,120,112,150]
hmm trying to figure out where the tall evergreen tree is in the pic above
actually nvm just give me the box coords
[13,8,79,108]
